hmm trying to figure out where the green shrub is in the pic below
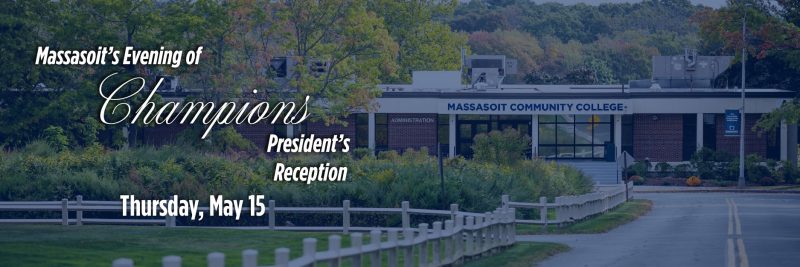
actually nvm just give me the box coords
[0,141,592,216]
[774,163,799,184]
[691,148,736,180]
[673,163,692,178]
[471,128,531,165]
[42,126,68,152]
[654,162,672,177]
[626,161,650,178]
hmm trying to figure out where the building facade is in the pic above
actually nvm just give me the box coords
[142,53,799,164]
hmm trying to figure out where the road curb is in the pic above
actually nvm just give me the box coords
[635,189,800,194]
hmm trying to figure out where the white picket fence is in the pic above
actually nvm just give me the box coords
[111,208,516,267]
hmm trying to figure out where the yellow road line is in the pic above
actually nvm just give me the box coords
[727,199,733,235]
[730,199,749,267]
[737,238,750,267]
[727,238,736,267]
[733,200,742,236]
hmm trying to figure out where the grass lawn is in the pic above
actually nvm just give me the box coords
[516,199,653,235]
[463,242,569,267]
[0,225,344,267]
[0,224,571,267]
[0,201,648,267]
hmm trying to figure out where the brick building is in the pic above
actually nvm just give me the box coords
[142,54,799,166]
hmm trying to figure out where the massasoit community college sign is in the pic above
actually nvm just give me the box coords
[440,100,630,115]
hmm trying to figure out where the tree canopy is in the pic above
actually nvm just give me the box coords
[1,0,798,148]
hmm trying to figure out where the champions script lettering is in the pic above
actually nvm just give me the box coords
[98,72,310,139]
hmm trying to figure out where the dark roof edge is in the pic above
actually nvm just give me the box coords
[379,91,797,99]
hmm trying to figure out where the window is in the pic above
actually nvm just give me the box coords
[438,115,449,145]
[456,115,531,158]
[355,114,369,148]
[438,115,450,157]
[355,113,388,151]
[538,114,613,159]
[274,124,288,138]
[621,115,634,156]
[376,114,388,152]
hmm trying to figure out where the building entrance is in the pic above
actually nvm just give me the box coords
[538,115,613,160]
[456,115,532,158]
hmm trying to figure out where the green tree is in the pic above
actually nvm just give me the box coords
[696,1,800,133]
[280,0,399,125]
[468,30,544,83]
[369,0,467,83]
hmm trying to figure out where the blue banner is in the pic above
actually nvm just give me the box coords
[724,109,740,136]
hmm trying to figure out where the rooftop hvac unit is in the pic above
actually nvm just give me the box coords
[465,55,517,89]
[269,56,331,79]
[684,48,697,71]
[269,56,291,78]
[155,75,180,92]
[651,51,733,89]
[309,60,330,76]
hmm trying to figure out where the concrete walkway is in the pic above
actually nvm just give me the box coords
[518,192,800,267]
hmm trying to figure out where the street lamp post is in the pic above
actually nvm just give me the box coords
[738,10,747,188]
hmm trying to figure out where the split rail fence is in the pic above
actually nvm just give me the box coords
[0,183,634,266]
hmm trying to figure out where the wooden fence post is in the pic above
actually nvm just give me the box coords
[387,230,399,267]
[465,216,474,257]
[61,198,68,226]
[329,235,342,267]
[76,195,83,226]
[162,255,181,267]
[268,200,276,229]
[242,249,257,267]
[275,248,290,267]
[402,228,414,267]
[444,220,454,264]
[454,215,464,261]
[539,196,548,231]
[303,238,317,262]
[501,195,509,209]
[343,200,351,234]
[475,215,485,255]
[207,252,224,267]
[370,230,382,267]
[401,201,410,229]
[112,258,134,267]
[554,196,563,226]
[449,203,458,221]
[432,221,442,266]
[509,208,516,243]
[166,215,177,227]
[350,232,363,266]
[418,223,429,267]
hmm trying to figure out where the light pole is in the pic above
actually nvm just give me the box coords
[738,8,747,188]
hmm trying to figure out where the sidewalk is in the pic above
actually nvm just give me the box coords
[634,185,800,194]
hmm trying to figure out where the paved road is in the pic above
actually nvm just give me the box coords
[518,193,800,267]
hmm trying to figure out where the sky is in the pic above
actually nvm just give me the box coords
[535,0,727,8]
